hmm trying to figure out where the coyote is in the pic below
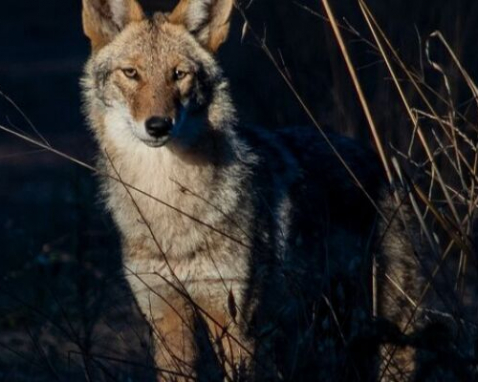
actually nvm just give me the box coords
[81,0,422,380]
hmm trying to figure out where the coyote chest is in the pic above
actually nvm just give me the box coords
[105,145,222,255]
[104,142,250,312]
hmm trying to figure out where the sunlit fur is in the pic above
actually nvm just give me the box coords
[82,0,423,380]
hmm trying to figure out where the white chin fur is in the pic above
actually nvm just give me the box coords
[140,137,171,148]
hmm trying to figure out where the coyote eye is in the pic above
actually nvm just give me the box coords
[173,68,188,81]
[122,68,139,80]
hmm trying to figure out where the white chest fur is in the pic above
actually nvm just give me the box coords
[102,139,249,321]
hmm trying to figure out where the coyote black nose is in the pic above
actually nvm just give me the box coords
[145,116,173,139]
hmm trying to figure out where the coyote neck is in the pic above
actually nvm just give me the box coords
[96,112,251,263]
[104,139,217,203]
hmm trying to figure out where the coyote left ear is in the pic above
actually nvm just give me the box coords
[169,0,234,52]
[82,0,144,52]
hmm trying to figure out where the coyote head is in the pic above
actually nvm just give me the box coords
[82,0,234,149]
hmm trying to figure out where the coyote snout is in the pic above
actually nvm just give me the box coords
[144,116,173,146]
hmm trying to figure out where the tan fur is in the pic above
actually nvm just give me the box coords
[82,0,144,51]
[169,0,234,52]
[151,292,245,378]
[82,2,249,378]
[81,1,424,380]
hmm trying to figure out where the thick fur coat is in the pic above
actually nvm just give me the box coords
[81,0,423,380]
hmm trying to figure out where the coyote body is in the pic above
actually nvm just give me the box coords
[81,0,421,380]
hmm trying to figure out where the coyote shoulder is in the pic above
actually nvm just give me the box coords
[81,0,421,380]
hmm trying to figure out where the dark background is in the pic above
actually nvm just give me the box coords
[1,0,477,380]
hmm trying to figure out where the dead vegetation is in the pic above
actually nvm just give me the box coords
[1,0,478,380]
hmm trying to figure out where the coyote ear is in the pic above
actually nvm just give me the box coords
[169,0,234,52]
[82,0,144,52]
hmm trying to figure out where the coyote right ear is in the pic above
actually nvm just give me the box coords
[82,0,144,52]
[169,0,234,52]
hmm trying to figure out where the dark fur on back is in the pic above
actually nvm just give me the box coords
[228,125,385,380]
